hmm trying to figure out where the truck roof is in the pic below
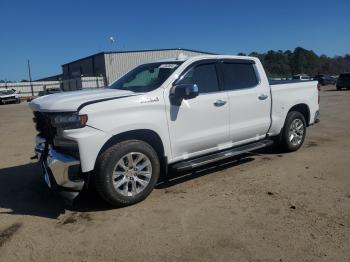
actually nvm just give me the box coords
[150,54,257,64]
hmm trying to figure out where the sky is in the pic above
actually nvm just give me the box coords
[0,0,349,81]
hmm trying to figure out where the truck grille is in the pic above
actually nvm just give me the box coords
[33,112,79,158]
[33,112,57,143]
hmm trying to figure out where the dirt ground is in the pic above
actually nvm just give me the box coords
[0,85,349,262]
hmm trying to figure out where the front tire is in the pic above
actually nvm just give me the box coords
[280,111,306,152]
[94,140,160,207]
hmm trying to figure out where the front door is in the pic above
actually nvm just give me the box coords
[165,62,230,162]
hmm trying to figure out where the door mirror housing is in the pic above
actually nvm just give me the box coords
[170,84,199,105]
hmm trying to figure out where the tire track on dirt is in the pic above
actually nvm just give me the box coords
[0,223,22,248]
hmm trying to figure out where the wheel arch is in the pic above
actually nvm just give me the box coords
[287,103,310,126]
[96,129,166,165]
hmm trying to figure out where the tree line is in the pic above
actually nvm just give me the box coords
[1,47,349,82]
[238,47,350,78]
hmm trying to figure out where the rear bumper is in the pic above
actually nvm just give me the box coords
[35,136,84,200]
[314,110,320,124]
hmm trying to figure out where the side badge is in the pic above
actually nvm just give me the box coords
[140,97,160,104]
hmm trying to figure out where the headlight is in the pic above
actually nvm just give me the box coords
[51,113,88,129]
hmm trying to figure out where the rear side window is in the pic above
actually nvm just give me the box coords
[177,63,219,93]
[221,63,258,90]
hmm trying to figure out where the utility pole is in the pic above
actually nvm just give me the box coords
[27,59,34,97]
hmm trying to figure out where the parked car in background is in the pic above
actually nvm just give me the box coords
[313,74,336,86]
[0,88,20,104]
[292,74,311,81]
[38,87,63,96]
[336,73,350,90]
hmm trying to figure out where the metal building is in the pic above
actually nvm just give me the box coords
[61,48,215,85]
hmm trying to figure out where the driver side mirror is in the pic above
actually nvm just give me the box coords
[170,84,199,105]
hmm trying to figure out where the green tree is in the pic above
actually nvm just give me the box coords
[263,50,291,78]
[289,47,320,75]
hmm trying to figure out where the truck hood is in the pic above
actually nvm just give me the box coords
[29,88,138,112]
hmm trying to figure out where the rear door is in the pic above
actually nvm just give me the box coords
[219,60,271,144]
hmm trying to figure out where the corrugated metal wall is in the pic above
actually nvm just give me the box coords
[1,77,105,97]
[104,50,208,84]
[62,53,105,78]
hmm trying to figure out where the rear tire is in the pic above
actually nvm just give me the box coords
[94,140,160,207]
[280,111,306,152]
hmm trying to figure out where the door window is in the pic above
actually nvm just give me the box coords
[177,63,219,93]
[221,63,258,90]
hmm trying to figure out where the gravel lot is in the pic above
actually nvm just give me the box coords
[0,86,349,262]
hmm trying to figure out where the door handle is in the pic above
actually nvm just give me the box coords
[258,94,269,100]
[214,100,227,107]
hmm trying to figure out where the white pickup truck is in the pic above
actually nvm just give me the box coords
[30,55,320,206]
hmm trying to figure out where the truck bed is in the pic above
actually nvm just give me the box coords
[269,79,315,85]
[267,80,319,136]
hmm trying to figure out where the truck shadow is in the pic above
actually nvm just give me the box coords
[0,163,67,219]
[0,162,112,219]
[0,155,259,219]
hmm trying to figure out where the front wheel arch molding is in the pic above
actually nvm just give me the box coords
[95,129,166,169]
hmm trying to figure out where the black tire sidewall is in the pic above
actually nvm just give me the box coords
[95,140,160,206]
[281,111,306,152]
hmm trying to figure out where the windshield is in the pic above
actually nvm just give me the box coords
[0,89,15,95]
[109,62,182,92]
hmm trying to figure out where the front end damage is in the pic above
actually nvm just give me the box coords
[35,135,85,201]
[33,111,86,202]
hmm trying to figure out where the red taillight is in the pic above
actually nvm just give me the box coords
[317,83,320,104]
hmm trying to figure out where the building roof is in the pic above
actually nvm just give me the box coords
[61,48,217,66]
[35,74,63,81]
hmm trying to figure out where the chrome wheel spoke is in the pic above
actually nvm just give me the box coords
[126,153,134,168]
[134,154,144,165]
[131,180,137,195]
[113,170,125,178]
[135,177,148,187]
[137,171,152,178]
[117,159,128,171]
[123,182,129,196]
[137,160,151,171]
[114,177,128,188]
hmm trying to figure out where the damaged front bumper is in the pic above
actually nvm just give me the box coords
[35,135,85,201]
